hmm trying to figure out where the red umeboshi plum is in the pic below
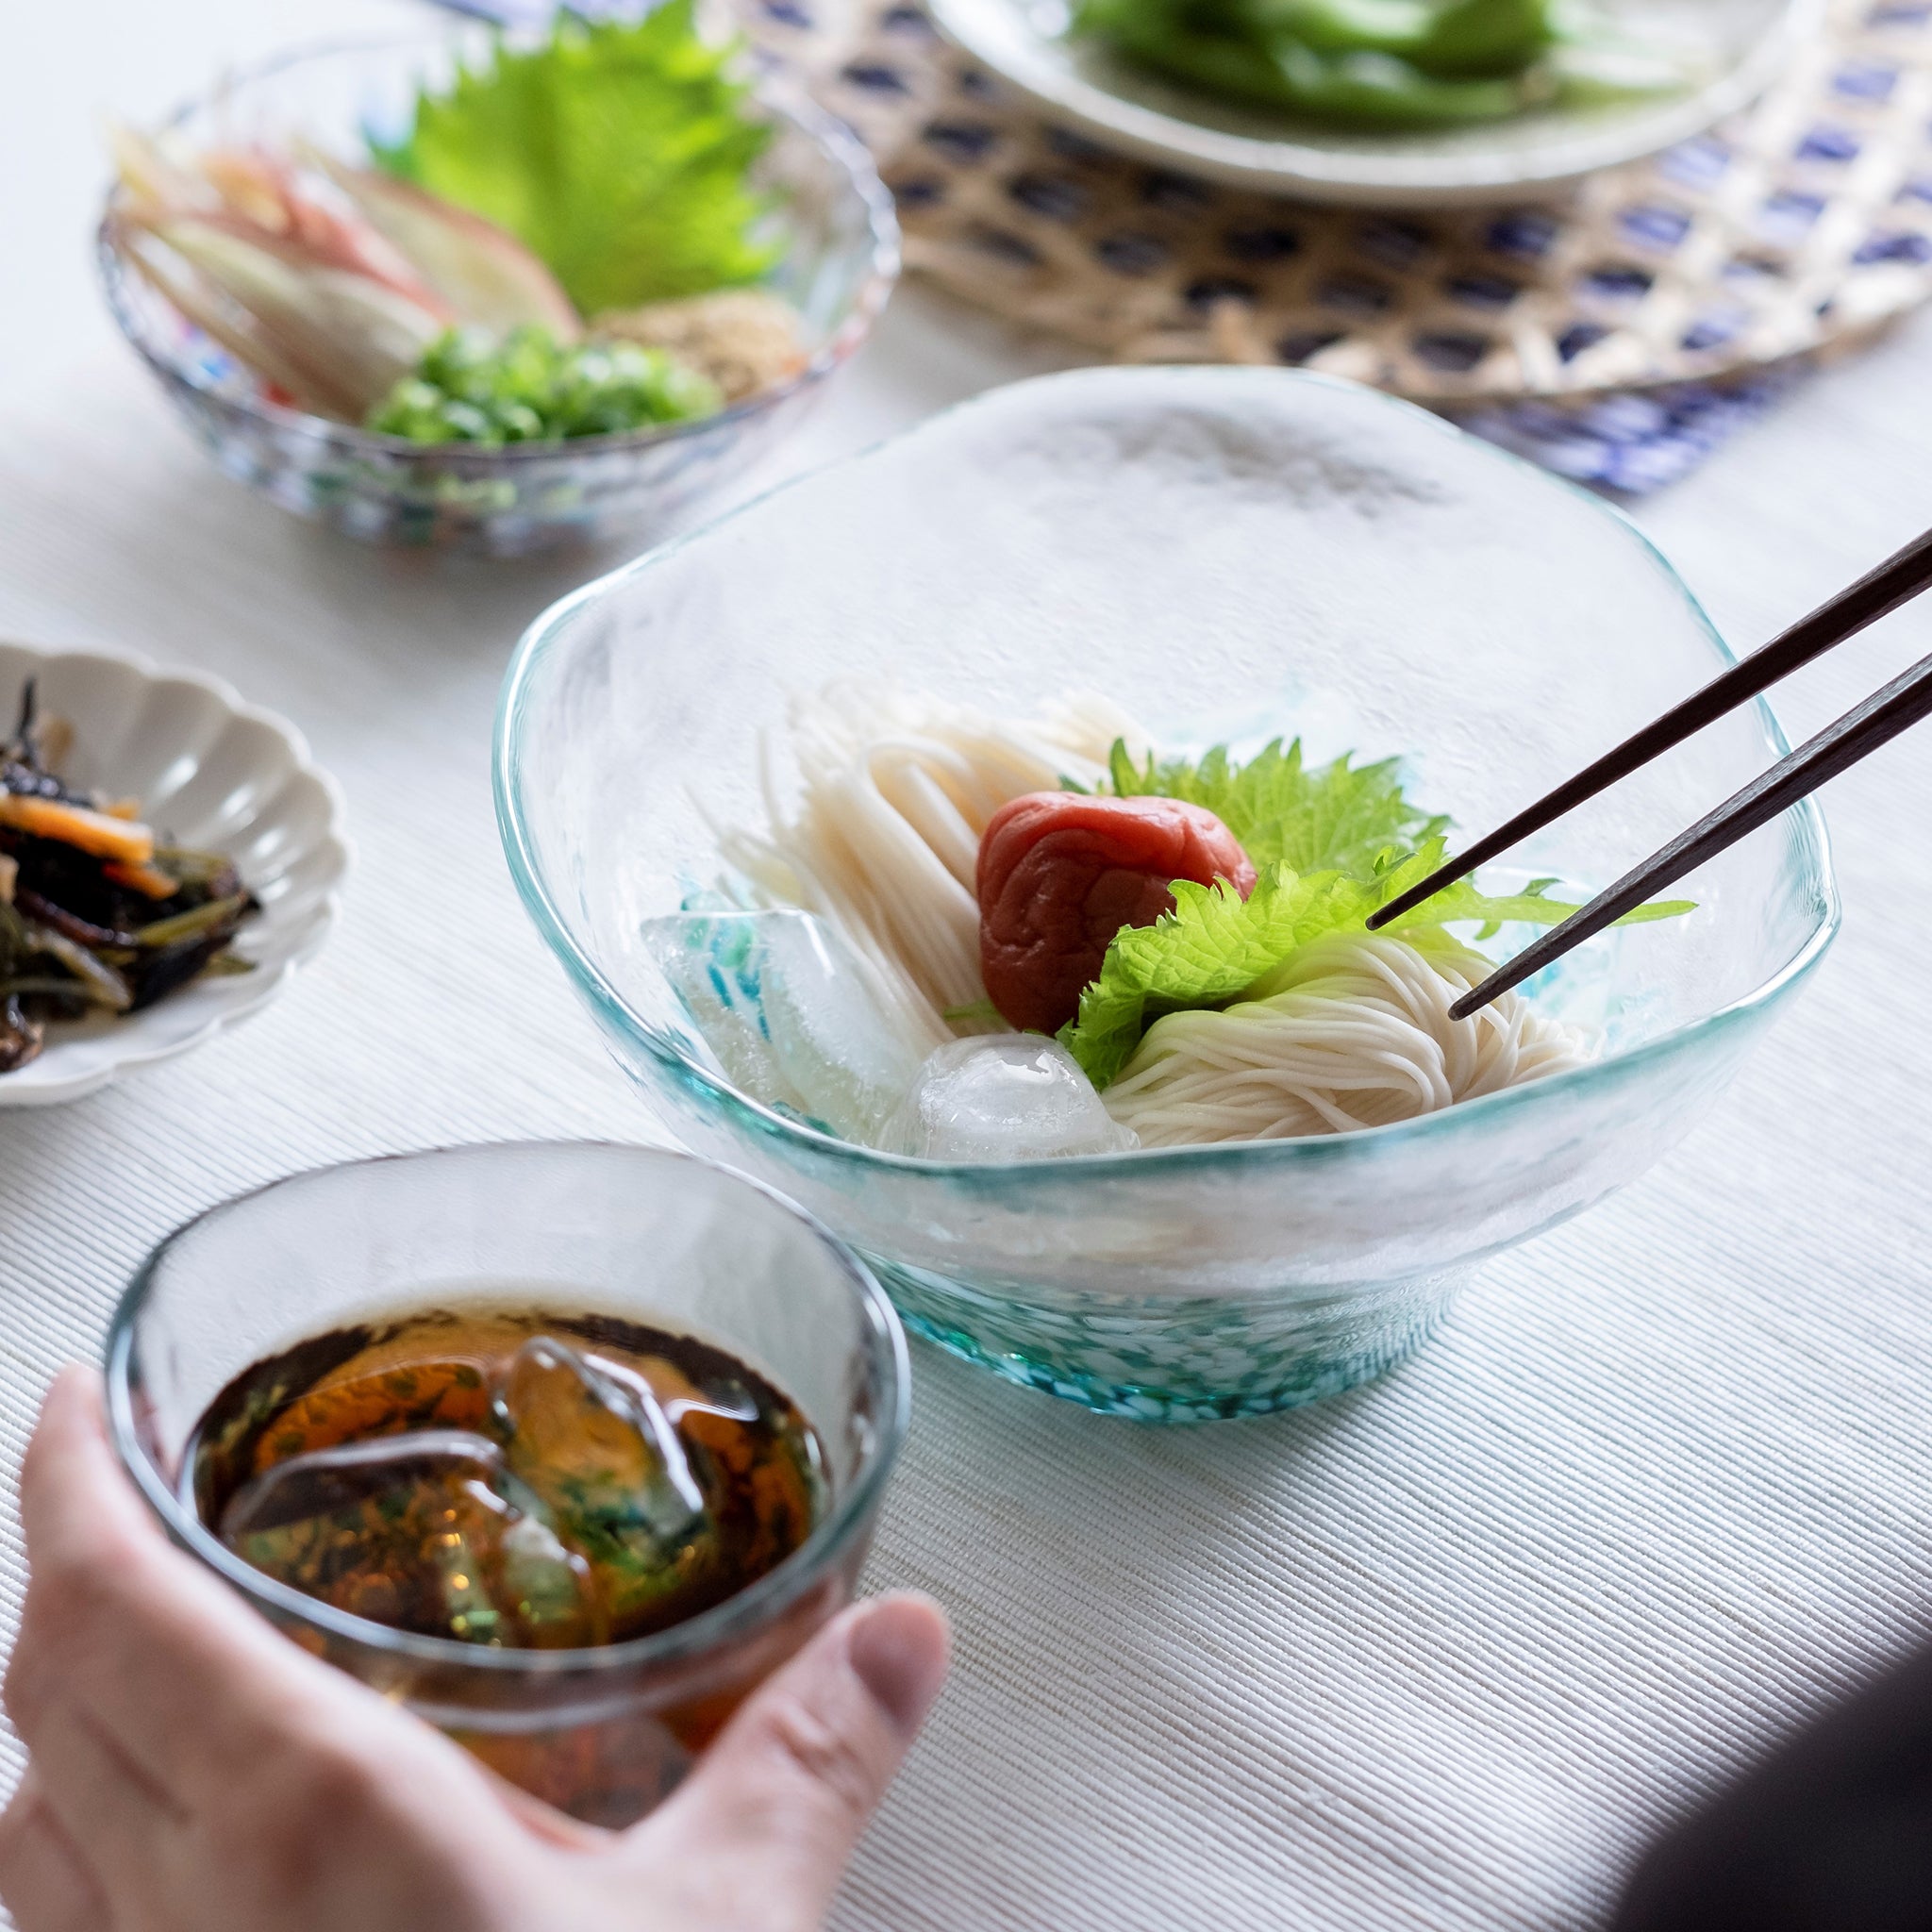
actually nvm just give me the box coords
[976,792,1256,1034]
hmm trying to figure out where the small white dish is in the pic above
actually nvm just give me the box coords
[0,641,348,1108]
[924,0,1821,204]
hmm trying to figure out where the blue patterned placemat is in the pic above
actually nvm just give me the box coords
[1458,368,1800,493]
[427,0,1931,493]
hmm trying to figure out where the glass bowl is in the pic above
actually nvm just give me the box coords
[105,1141,909,1825]
[97,31,898,558]
[495,367,1838,1422]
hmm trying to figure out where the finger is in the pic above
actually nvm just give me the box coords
[637,1592,949,1930]
[482,1769,612,1852]
[8,1368,398,1803]
[11,1684,182,1900]
[0,1774,113,1932]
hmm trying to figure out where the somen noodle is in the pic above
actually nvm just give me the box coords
[1101,929,1588,1147]
[709,684,1150,1039]
[696,684,1607,1158]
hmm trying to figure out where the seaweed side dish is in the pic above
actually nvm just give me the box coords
[0,682,257,1073]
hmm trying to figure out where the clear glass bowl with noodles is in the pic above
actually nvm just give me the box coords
[496,367,1838,1423]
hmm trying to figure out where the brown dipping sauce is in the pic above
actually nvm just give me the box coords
[190,1307,825,1650]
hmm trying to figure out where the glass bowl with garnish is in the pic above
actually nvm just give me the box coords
[497,366,1837,1422]
[97,9,898,556]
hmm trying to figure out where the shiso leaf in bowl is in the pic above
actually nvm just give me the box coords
[1058,737,1693,1087]
[1103,735,1450,879]
[371,2,784,317]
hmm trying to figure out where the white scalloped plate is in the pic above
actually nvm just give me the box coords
[0,642,348,1107]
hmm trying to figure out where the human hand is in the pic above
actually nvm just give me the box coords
[0,1367,949,1932]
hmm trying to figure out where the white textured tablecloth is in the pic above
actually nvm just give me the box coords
[11,7,1932,1925]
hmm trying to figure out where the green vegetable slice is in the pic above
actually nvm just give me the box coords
[365,325,722,443]
[1072,0,1678,127]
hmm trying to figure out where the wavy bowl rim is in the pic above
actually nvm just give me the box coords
[104,1139,913,1677]
[493,364,1841,1183]
[95,31,901,470]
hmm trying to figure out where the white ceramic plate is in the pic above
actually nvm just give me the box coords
[0,642,347,1107]
[924,0,1821,203]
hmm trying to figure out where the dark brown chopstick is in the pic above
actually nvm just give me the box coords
[1368,524,1932,932]
[1448,646,1932,1018]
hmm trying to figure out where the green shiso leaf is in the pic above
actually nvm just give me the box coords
[370,3,781,317]
[1103,735,1450,880]
[1059,740,1695,1088]
[1058,865,1376,1090]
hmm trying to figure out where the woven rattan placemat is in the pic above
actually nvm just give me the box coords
[754,0,1932,409]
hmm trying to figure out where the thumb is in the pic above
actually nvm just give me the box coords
[636,1591,950,1931]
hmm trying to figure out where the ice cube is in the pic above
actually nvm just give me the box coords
[491,1339,708,1630]
[217,1430,599,1648]
[757,911,926,1139]
[880,1035,1139,1160]
[495,1510,593,1641]
[641,908,803,1112]
[641,908,924,1139]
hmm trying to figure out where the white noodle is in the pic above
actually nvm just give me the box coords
[709,687,1591,1151]
[712,684,1150,1038]
[1102,929,1590,1147]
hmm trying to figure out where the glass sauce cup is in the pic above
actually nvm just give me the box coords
[106,1141,909,1826]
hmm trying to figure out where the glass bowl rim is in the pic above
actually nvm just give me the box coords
[104,1139,912,1676]
[95,29,902,469]
[492,366,1842,1181]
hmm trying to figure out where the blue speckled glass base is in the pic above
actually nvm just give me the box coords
[865,1254,1457,1422]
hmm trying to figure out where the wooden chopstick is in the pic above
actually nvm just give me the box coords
[1448,645,1932,1018]
[1368,524,1932,933]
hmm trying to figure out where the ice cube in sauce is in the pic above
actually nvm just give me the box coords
[192,1308,824,1649]
[218,1430,599,1646]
